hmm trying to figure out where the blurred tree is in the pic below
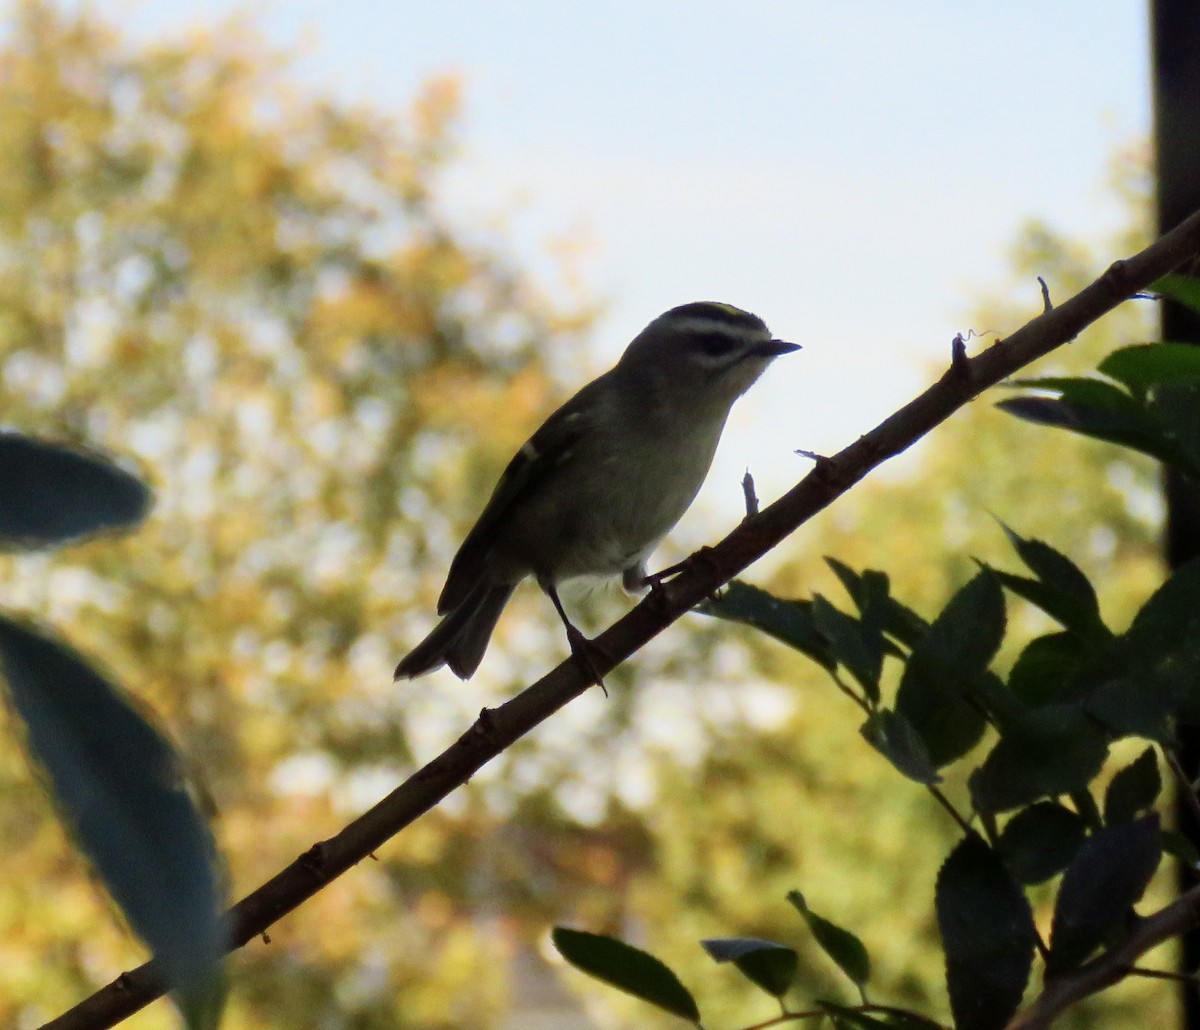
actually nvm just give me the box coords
[0,2,596,1026]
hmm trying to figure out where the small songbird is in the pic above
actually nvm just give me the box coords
[394,301,799,681]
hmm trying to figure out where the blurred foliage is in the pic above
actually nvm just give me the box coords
[0,2,1180,1029]
[0,2,593,1026]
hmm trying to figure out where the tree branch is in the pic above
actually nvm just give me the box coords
[40,207,1200,1030]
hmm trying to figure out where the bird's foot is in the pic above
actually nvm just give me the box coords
[564,624,608,694]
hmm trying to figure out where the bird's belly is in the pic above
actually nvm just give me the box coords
[486,416,722,586]
[540,459,705,579]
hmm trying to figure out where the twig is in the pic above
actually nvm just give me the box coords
[1038,275,1053,312]
[927,784,973,835]
[742,469,760,518]
[1125,964,1199,983]
[40,206,1200,1030]
[1005,883,1200,1029]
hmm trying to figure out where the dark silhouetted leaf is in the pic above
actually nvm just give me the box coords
[826,558,929,649]
[997,387,1199,478]
[1048,814,1161,973]
[860,709,941,785]
[1007,632,1088,708]
[0,617,225,1018]
[813,594,883,702]
[996,802,1087,885]
[552,928,700,1022]
[1103,748,1161,826]
[936,833,1036,1030]
[970,705,1109,814]
[895,572,1002,767]
[1115,558,1200,722]
[702,580,833,670]
[787,890,871,990]
[0,432,150,548]
[1150,382,1200,479]
[1004,375,1139,412]
[1084,677,1174,743]
[700,936,798,998]
[997,527,1108,643]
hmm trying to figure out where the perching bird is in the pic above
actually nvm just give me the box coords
[394,301,799,681]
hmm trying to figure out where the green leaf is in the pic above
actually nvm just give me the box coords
[787,890,871,990]
[860,709,942,785]
[1083,678,1173,743]
[895,572,1002,767]
[1116,557,1200,722]
[552,928,700,1022]
[996,388,1200,478]
[701,580,834,670]
[813,594,883,703]
[0,432,151,549]
[997,527,1108,643]
[1099,341,1200,397]
[996,802,1087,885]
[1048,814,1162,973]
[1103,747,1161,825]
[0,617,225,1018]
[1149,382,1200,479]
[969,705,1109,815]
[1003,375,1140,412]
[1150,273,1200,316]
[700,936,798,998]
[936,833,1037,1030]
[1007,632,1088,708]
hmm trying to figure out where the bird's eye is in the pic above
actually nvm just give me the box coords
[690,332,735,357]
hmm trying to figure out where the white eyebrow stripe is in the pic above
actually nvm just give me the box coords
[669,317,769,342]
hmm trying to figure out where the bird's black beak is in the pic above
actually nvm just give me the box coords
[756,339,801,357]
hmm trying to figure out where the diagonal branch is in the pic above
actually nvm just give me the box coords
[40,206,1200,1030]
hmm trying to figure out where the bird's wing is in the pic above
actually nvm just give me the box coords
[436,377,605,613]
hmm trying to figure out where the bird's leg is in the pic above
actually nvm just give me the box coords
[642,546,724,608]
[542,581,608,691]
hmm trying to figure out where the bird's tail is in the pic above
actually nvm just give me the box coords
[394,583,516,680]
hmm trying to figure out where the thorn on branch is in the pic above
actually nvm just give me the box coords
[1038,276,1053,312]
[300,842,328,874]
[261,930,272,945]
[741,469,759,519]
[1099,258,1132,299]
[475,706,497,738]
[950,333,971,380]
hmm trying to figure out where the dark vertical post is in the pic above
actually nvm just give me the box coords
[1151,2,1200,1025]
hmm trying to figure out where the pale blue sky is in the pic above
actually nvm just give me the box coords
[105,1,1150,523]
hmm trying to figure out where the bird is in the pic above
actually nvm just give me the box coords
[394,301,799,681]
